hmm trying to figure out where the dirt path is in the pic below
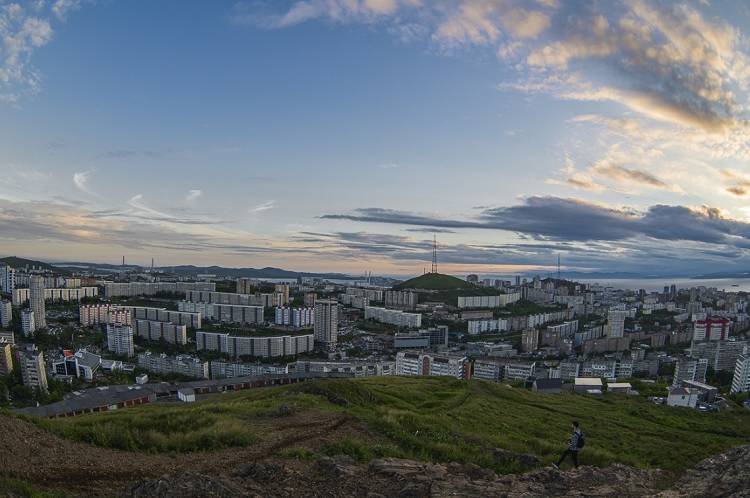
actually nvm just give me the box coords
[0,411,367,496]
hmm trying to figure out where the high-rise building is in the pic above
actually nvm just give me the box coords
[521,328,539,352]
[731,354,750,394]
[29,275,46,331]
[314,299,338,348]
[693,317,731,342]
[304,292,317,307]
[236,277,258,295]
[0,340,13,375]
[21,309,35,336]
[0,265,15,293]
[274,284,290,306]
[18,348,47,393]
[673,357,708,386]
[106,323,134,357]
[0,299,11,328]
[607,310,626,338]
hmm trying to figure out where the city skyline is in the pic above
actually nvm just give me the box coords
[4,0,750,275]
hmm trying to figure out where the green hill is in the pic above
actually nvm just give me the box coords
[394,273,473,290]
[29,377,750,475]
[0,256,69,275]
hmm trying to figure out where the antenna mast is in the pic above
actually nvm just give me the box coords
[431,235,438,274]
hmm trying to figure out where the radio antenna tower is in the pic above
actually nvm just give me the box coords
[431,235,438,274]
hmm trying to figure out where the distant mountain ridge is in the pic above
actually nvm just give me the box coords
[53,261,356,280]
[0,256,71,275]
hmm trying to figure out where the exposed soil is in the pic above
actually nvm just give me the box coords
[2,412,750,497]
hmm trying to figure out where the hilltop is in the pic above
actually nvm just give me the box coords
[0,256,69,274]
[393,273,473,290]
[3,377,750,496]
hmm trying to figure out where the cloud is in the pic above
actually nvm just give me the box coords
[322,196,750,250]
[377,163,400,169]
[185,189,203,204]
[51,0,82,20]
[73,170,96,195]
[250,200,276,213]
[123,194,220,225]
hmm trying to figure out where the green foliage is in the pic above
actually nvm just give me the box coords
[31,377,750,476]
[394,273,474,291]
[276,447,317,461]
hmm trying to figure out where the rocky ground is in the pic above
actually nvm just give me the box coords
[2,412,750,497]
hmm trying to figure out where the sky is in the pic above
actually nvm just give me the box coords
[3,0,750,276]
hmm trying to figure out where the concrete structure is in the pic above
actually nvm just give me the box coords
[274,284,291,306]
[236,277,259,294]
[106,323,134,357]
[314,299,339,347]
[385,290,418,310]
[51,350,101,381]
[294,360,395,377]
[178,388,196,402]
[28,275,46,331]
[364,306,421,328]
[178,301,262,325]
[693,317,731,342]
[12,286,99,305]
[574,377,603,394]
[0,340,13,376]
[21,309,35,336]
[533,378,562,394]
[395,350,468,379]
[275,307,314,328]
[690,340,748,372]
[607,382,632,394]
[0,299,11,328]
[18,348,47,393]
[185,290,275,307]
[124,306,202,328]
[137,352,209,379]
[304,292,317,307]
[196,330,315,359]
[210,361,289,379]
[103,281,215,298]
[457,293,520,309]
[731,354,750,394]
[0,265,16,293]
[133,319,188,345]
[667,387,700,408]
[79,304,132,327]
[673,358,708,385]
[607,310,626,338]
[521,328,540,352]
[393,326,449,349]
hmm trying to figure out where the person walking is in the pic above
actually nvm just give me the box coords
[553,421,584,469]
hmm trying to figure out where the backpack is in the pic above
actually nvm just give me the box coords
[576,432,585,449]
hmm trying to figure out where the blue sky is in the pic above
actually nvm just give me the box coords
[3,0,750,276]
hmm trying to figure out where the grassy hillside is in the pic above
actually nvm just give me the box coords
[28,377,750,475]
[394,273,474,290]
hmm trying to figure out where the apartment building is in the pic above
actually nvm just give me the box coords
[137,352,209,379]
[79,304,131,327]
[103,281,215,298]
[395,351,468,379]
[133,320,188,345]
[12,287,99,305]
[364,306,421,328]
[0,299,11,328]
[18,348,47,393]
[106,323,134,357]
[196,330,315,359]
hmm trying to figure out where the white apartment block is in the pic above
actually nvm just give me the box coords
[457,293,521,309]
[12,286,99,306]
[18,348,48,393]
[339,293,369,309]
[210,361,288,379]
[28,276,46,331]
[673,358,708,386]
[133,320,188,345]
[103,281,215,298]
[346,287,384,302]
[123,306,202,328]
[185,290,275,307]
[79,304,131,327]
[314,300,339,346]
[178,301,263,325]
[294,360,395,377]
[137,352,209,379]
[467,318,510,335]
[385,290,418,310]
[21,309,35,336]
[607,310,627,338]
[275,307,314,327]
[364,306,421,328]
[0,299,11,328]
[196,330,315,359]
[0,265,15,293]
[547,320,579,338]
[731,354,750,394]
[395,351,467,379]
[106,323,134,357]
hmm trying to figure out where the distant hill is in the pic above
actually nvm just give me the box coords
[394,272,474,290]
[55,262,356,280]
[0,256,70,275]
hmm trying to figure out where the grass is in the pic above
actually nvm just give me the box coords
[30,377,750,475]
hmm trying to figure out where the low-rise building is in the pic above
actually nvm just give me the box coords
[574,377,603,394]
[395,351,468,379]
[667,387,700,408]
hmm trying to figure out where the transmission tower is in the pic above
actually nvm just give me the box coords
[431,235,438,274]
